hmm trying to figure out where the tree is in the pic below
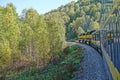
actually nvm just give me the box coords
[24,8,39,30]
[19,23,33,55]
[2,3,20,64]
[68,1,75,20]
[23,8,39,60]
[95,12,100,22]
[77,27,84,35]
[0,7,11,66]
[45,13,66,57]
[89,21,100,30]
[34,16,50,65]
[0,37,11,67]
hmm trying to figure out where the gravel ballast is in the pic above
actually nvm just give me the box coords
[74,44,107,80]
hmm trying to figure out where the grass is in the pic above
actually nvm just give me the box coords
[6,45,83,80]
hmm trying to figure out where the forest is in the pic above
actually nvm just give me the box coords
[0,0,103,79]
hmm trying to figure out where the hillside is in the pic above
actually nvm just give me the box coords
[46,0,101,40]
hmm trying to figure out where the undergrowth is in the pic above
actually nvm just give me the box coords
[6,45,83,80]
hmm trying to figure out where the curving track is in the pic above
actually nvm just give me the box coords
[74,43,107,80]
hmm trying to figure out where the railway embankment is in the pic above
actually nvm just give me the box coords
[74,43,107,80]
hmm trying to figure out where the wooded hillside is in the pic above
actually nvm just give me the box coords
[46,0,101,39]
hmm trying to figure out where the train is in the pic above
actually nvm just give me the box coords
[78,29,120,80]
[78,30,114,52]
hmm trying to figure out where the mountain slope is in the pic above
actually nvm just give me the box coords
[45,0,101,40]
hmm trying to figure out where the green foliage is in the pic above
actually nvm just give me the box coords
[47,0,101,40]
[6,45,83,80]
[89,21,100,30]
[45,12,66,56]
[0,3,20,67]
[24,8,39,30]
[34,16,50,63]
[19,8,66,64]
[0,38,11,66]
[0,2,66,75]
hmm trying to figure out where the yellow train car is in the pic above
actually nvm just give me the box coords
[78,30,96,44]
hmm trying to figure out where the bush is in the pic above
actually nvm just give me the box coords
[6,45,83,80]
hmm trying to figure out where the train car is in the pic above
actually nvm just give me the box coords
[78,30,96,44]
[90,30,101,51]
[78,33,86,43]
[78,29,115,53]
[78,29,114,47]
[106,30,114,44]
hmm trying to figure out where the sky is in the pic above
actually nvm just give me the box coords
[0,0,77,15]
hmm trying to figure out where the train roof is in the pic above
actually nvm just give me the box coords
[92,30,108,34]
[92,30,102,34]
[89,30,96,34]
[85,30,97,34]
[79,30,97,35]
